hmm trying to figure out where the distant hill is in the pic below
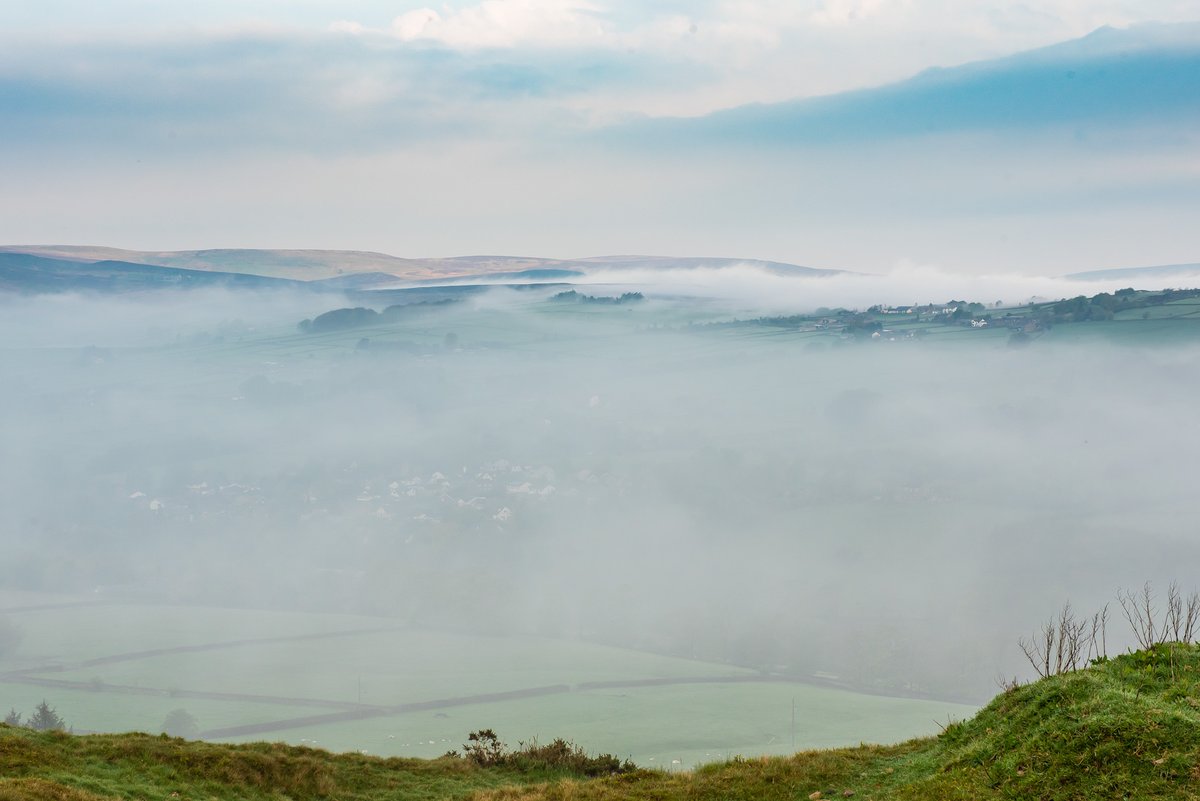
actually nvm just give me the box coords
[0,252,311,293]
[0,246,845,290]
[0,246,432,281]
[3,643,1200,800]
[1067,262,1200,283]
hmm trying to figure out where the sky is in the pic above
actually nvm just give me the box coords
[1,0,1198,274]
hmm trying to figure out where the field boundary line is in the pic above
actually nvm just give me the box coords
[198,684,573,739]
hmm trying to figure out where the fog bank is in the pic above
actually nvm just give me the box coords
[2,283,1197,701]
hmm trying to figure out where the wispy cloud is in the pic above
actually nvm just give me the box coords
[0,34,688,157]
[388,0,609,48]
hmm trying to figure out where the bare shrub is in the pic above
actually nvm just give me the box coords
[1119,583,1161,649]
[1021,584,1199,682]
[1018,601,1107,678]
[994,674,1021,694]
[1165,582,1200,645]
[1118,582,1200,650]
[1086,605,1109,664]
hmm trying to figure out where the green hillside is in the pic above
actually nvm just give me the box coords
[4,644,1200,800]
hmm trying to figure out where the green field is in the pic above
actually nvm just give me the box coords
[0,595,975,767]
[5,643,1200,801]
[227,681,976,768]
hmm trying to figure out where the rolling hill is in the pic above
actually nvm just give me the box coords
[1067,263,1200,283]
[0,246,845,292]
[0,252,311,294]
[6,245,1200,299]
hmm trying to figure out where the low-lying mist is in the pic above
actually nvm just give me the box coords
[570,262,1200,312]
[1,280,1197,702]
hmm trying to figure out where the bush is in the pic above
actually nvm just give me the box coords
[461,729,506,766]
[455,730,636,776]
[508,737,636,777]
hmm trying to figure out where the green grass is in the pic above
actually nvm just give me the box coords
[5,645,1200,800]
[0,728,557,801]
[44,629,757,705]
[470,643,1200,801]
[2,598,975,765]
[218,682,974,767]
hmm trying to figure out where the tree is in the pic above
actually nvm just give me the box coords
[3,709,20,727]
[26,700,65,732]
[161,708,199,739]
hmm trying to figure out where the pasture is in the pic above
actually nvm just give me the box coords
[0,595,976,767]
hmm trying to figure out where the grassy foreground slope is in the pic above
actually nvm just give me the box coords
[485,644,1200,801]
[4,644,1200,800]
[0,732,564,801]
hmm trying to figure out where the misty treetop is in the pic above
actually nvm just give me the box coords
[4,701,67,732]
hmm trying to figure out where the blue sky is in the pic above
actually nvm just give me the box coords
[1,1,1198,273]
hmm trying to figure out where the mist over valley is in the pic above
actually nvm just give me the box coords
[3,5,1200,790]
[2,248,1199,764]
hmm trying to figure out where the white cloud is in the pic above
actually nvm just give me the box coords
[329,20,366,35]
[317,0,1200,121]
[390,0,609,48]
[391,8,442,40]
[808,0,911,27]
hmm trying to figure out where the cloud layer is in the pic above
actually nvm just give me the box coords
[0,3,1198,272]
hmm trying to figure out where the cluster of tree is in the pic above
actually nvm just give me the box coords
[299,306,378,333]
[1045,287,1200,323]
[298,299,458,333]
[4,700,66,731]
[946,301,987,322]
[1049,293,1122,322]
[928,288,1200,330]
[549,290,644,305]
[2,703,200,739]
[681,287,1200,341]
[842,319,884,338]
